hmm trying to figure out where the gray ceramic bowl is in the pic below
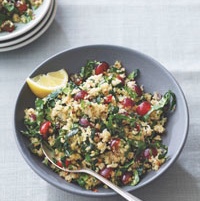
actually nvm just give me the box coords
[14,45,189,197]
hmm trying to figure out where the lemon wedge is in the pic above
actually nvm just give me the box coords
[26,69,68,98]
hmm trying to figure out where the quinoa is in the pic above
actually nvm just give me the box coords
[23,60,176,190]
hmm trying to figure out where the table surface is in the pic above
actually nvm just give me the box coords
[1,0,199,201]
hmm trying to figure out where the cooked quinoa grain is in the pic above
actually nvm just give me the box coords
[23,60,176,189]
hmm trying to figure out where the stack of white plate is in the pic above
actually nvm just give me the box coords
[0,0,57,52]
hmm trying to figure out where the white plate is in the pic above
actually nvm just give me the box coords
[0,0,54,48]
[0,0,56,52]
[0,0,51,41]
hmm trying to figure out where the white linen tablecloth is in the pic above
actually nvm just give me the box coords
[0,0,199,200]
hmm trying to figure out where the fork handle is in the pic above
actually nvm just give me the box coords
[83,169,143,201]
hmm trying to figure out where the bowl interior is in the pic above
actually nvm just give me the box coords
[14,45,189,197]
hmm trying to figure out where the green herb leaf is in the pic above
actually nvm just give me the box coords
[144,90,176,120]
[108,105,119,115]
[130,140,146,156]
[128,69,139,80]
[46,89,61,102]
[66,128,79,138]
[0,14,7,26]
[85,154,91,162]
[3,3,15,12]
[124,86,137,99]
[131,170,140,186]
[80,60,97,80]
[121,160,135,169]
[4,3,15,12]
[35,98,45,124]
[77,174,89,187]
[62,84,73,94]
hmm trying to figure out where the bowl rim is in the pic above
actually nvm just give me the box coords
[14,44,189,197]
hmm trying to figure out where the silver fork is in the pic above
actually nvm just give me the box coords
[41,142,143,201]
